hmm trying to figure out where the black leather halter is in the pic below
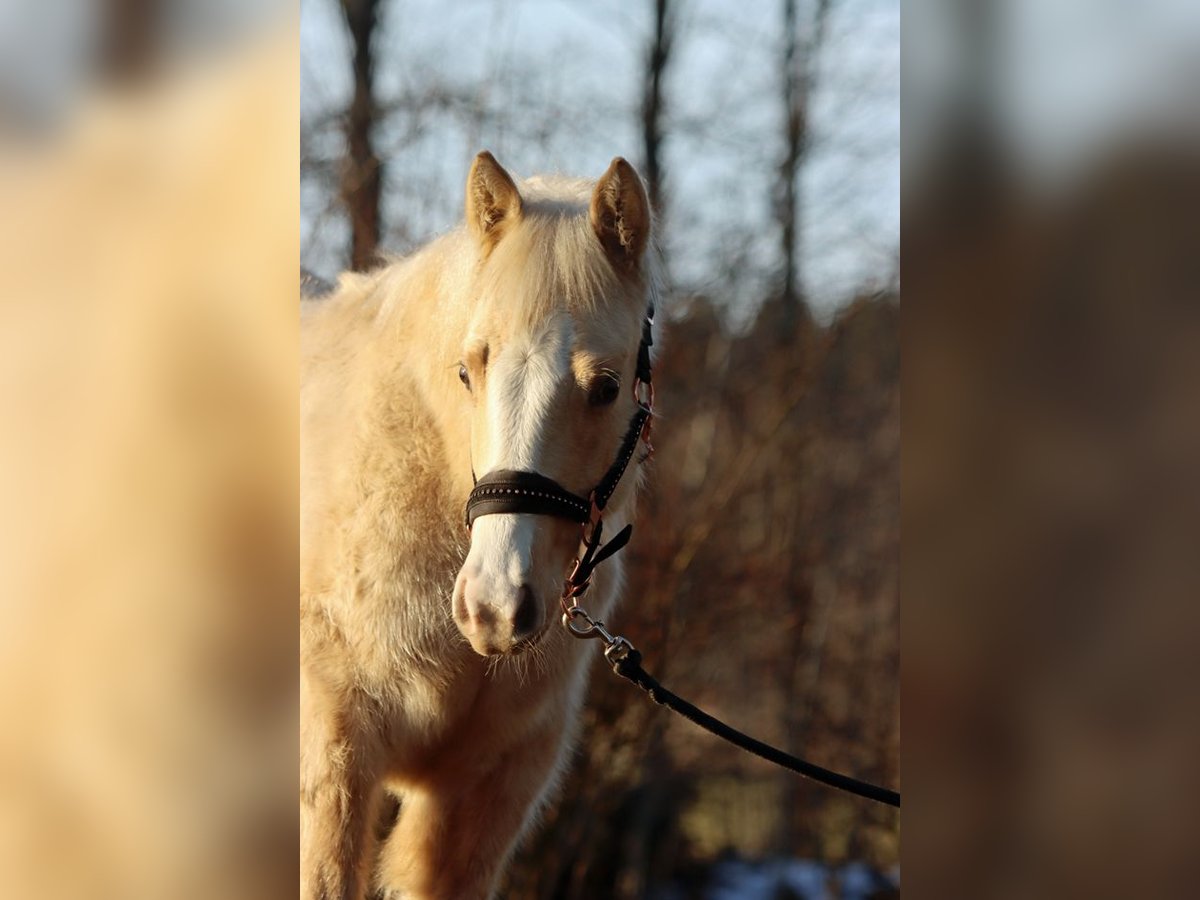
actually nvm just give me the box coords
[464,302,655,533]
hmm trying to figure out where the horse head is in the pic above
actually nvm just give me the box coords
[451,152,655,656]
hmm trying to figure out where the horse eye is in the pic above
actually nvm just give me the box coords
[588,374,620,407]
[458,364,471,390]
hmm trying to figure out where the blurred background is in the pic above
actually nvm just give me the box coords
[302,1,901,898]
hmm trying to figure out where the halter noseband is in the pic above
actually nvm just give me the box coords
[463,302,655,603]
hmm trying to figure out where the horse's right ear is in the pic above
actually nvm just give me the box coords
[590,157,650,272]
[466,151,523,253]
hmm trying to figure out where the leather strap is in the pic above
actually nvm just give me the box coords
[593,406,651,512]
[465,470,590,527]
[635,308,654,384]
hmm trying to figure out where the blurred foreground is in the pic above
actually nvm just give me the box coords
[0,21,298,900]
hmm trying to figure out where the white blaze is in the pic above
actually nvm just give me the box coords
[484,314,574,473]
[462,314,575,624]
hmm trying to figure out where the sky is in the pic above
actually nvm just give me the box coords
[301,0,900,322]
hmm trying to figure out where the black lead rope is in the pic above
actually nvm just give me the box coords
[610,648,901,808]
[564,606,901,809]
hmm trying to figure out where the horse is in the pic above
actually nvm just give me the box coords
[300,151,660,899]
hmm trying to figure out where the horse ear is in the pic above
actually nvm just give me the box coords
[466,151,523,252]
[590,157,650,270]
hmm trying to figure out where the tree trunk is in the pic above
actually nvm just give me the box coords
[341,0,383,271]
[641,0,672,218]
[778,0,832,328]
[780,0,801,321]
[102,0,155,79]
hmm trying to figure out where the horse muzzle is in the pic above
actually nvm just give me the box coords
[452,574,547,656]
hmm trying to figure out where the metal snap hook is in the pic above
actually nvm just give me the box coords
[562,605,599,637]
[632,378,654,411]
[604,637,633,666]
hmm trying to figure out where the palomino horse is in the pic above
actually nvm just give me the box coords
[301,152,659,899]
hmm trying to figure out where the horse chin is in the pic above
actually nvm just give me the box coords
[456,615,553,658]
[505,621,551,656]
[461,616,553,659]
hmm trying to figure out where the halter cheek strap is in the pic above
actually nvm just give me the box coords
[463,302,655,539]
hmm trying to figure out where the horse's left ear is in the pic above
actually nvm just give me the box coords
[590,157,650,271]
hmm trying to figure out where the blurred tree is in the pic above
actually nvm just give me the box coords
[341,0,383,270]
[778,0,834,327]
[102,0,157,79]
[641,0,674,218]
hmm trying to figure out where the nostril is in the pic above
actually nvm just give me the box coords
[511,583,540,638]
